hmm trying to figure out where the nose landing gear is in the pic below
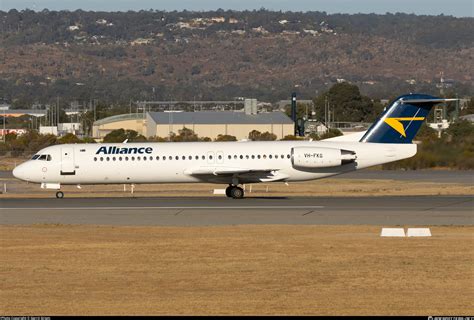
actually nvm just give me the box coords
[56,191,64,199]
[225,185,244,199]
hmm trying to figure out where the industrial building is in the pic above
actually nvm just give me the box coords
[146,111,293,140]
[92,113,146,138]
[92,110,293,140]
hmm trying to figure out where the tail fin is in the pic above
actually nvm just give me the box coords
[360,94,456,144]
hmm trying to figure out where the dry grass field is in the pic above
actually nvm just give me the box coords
[1,225,473,315]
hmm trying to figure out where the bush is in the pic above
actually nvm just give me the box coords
[215,134,237,141]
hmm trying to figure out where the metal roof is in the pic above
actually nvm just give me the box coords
[93,113,144,126]
[147,111,293,125]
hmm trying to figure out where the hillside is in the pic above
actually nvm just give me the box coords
[0,10,473,105]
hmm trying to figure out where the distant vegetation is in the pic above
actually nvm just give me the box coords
[382,120,474,170]
[0,9,472,107]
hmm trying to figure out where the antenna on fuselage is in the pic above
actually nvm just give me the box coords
[123,139,128,144]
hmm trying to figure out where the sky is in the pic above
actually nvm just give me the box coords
[0,0,472,17]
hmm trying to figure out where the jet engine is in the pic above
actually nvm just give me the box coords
[291,147,357,168]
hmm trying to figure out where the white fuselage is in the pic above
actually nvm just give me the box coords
[13,140,416,186]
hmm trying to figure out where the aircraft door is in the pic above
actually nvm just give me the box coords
[60,147,76,175]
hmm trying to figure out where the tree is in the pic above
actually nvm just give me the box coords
[318,128,343,140]
[215,134,237,141]
[284,103,311,120]
[313,83,377,123]
[57,133,82,144]
[445,119,473,144]
[460,97,474,116]
[171,127,199,142]
[103,129,146,142]
[248,130,277,141]
[280,135,302,140]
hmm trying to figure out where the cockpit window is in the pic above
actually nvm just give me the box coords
[31,155,40,160]
[37,154,52,161]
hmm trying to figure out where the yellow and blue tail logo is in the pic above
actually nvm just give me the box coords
[383,117,425,137]
[360,94,451,144]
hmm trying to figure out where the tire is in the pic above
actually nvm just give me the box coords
[56,191,64,199]
[225,186,233,197]
[231,187,244,199]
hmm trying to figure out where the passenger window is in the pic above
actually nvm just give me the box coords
[202,155,205,160]
[257,155,261,159]
[125,157,129,161]
[94,157,97,161]
[113,157,116,161]
[234,155,237,159]
[175,156,179,160]
[251,155,255,159]
[287,154,291,158]
[156,156,160,160]
[228,155,231,160]
[239,155,243,159]
[169,156,172,160]
[195,155,199,160]
[106,157,110,161]
[269,155,272,159]
[218,155,222,160]
[131,157,135,161]
[100,157,104,161]
[182,156,186,160]
[189,156,192,160]
[245,155,249,159]
[119,157,122,161]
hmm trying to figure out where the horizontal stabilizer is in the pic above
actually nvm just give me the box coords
[400,98,458,104]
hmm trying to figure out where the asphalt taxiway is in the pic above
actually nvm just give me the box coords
[1,196,472,226]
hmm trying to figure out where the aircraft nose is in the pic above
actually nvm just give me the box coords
[13,164,28,181]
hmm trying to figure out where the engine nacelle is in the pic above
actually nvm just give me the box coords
[291,147,357,168]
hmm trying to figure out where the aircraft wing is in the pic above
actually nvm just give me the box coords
[184,167,289,182]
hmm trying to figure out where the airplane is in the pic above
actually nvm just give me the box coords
[12,94,455,199]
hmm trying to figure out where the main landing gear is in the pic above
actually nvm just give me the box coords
[56,191,64,199]
[225,185,244,199]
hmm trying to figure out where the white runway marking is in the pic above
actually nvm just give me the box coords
[0,206,325,210]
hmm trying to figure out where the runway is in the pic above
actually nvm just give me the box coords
[1,195,472,226]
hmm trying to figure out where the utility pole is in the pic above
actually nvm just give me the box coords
[324,95,328,132]
[2,108,5,143]
[56,97,59,127]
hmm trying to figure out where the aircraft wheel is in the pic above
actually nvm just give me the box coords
[231,186,244,199]
[225,185,233,198]
[56,191,64,199]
